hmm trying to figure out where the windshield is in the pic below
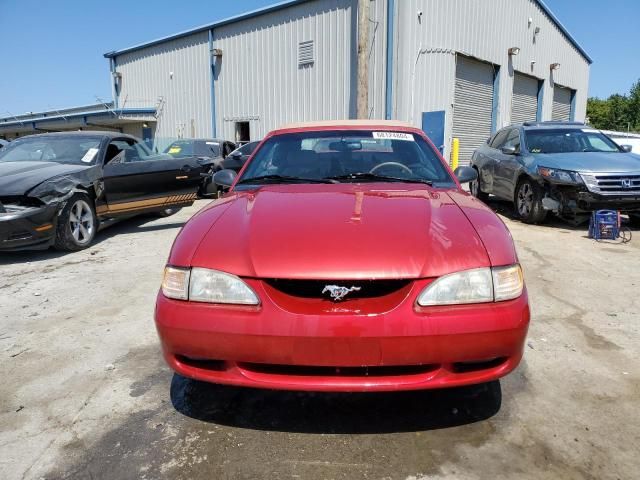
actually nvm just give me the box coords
[164,140,220,158]
[238,131,454,186]
[525,129,621,154]
[0,136,103,165]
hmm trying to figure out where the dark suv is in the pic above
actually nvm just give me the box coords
[470,121,640,224]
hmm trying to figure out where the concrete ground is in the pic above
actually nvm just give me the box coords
[1,199,638,480]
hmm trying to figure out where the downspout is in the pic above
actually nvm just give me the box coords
[208,29,218,138]
[110,57,119,109]
[569,90,576,121]
[491,66,500,133]
[536,80,544,121]
[384,0,395,120]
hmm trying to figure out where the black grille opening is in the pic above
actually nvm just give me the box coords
[239,363,438,377]
[176,355,226,371]
[7,231,32,241]
[264,279,411,299]
[452,357,507,374]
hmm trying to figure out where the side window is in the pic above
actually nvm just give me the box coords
[503,129,521,152]
[223,142,235,157]
[105,139,149,164]
[490,130,509,149]
[132,140,151,161]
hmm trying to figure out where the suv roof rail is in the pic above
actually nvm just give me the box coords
[523,121,585,127]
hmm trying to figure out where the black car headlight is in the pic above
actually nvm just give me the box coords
[537,167,583,184]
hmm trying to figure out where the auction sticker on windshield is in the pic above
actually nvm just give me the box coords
[372,132,414,141]
[81,148,99,163]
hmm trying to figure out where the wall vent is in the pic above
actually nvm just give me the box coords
[298,40,314,67]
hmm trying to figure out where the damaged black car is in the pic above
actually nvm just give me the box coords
[0,132,216,251]
[470,122,640,224]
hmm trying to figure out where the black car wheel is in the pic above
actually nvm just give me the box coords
[515,178,547,224]
[470,168,490,202]
[54,193,98,251]
[157,207,182,218]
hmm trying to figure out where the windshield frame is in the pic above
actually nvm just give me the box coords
[0,135,105,165]
[235,129,455,189]
[524,128,623,154]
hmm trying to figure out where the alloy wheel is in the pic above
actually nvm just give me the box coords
[68,199,94,245]
[517,183,533,216]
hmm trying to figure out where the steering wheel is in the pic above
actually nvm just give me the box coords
[369,162,413,175]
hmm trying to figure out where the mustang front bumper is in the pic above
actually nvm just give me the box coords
[155,278,530,392]
[0,204,58,251]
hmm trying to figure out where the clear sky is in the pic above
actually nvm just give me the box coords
[0,0,638,115]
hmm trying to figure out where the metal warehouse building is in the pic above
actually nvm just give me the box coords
[2,0,591,165]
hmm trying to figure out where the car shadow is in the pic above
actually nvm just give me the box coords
[169,374,502,434]
[485,197,589,231]
[0,215,186,265]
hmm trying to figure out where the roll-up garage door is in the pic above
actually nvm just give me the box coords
[452,56,495,166]
[511,73,539,124]
[552,86,573,121]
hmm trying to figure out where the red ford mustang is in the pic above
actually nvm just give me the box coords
[155,120,530,392]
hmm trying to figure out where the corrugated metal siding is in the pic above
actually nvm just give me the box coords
[213,0,356,141]
[394,0,590,159]
[114,31,211,147]
[552,85,573,121]
[511,72,539,124]
[452,56,495,166]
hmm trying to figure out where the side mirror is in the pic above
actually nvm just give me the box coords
[212,169,237,189]
[620,144,632,153]
[230,151,242,158]
[501,145,517,155]
[453,166,478,184]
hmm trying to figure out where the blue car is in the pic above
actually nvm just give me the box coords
[470,122,640,225]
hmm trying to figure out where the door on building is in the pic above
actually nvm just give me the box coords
[100,137,202,216]
[552,86,574,121]
[511,73,540,124]
[141,127,154,150]
[235,122,250,145]
[452,56,496,166]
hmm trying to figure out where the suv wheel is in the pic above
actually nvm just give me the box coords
[470,168,490,202]
[157,207,182,218]
[515,178,547,224]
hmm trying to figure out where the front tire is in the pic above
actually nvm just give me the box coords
[515,178,547,224]
[54,193,97,251]
[470,168,490,202]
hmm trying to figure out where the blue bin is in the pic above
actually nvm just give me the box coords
[589,210,619,240]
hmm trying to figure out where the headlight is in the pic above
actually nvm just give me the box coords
[537,166,583,184]
[189,268,259,305]
[417,264,523,306]
[161,266,259,305]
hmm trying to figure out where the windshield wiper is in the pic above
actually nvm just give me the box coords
[326,172,433,185]
[237,174,338,184]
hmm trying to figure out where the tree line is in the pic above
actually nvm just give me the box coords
[587,79,640,132]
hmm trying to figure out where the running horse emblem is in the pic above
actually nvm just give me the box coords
[322,285,361,301]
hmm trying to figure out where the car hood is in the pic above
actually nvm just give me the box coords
[0,161,92,196]
[532,152,640,173]
[187,184,493,280]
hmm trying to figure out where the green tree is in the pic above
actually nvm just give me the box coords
[586,78,640,132]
